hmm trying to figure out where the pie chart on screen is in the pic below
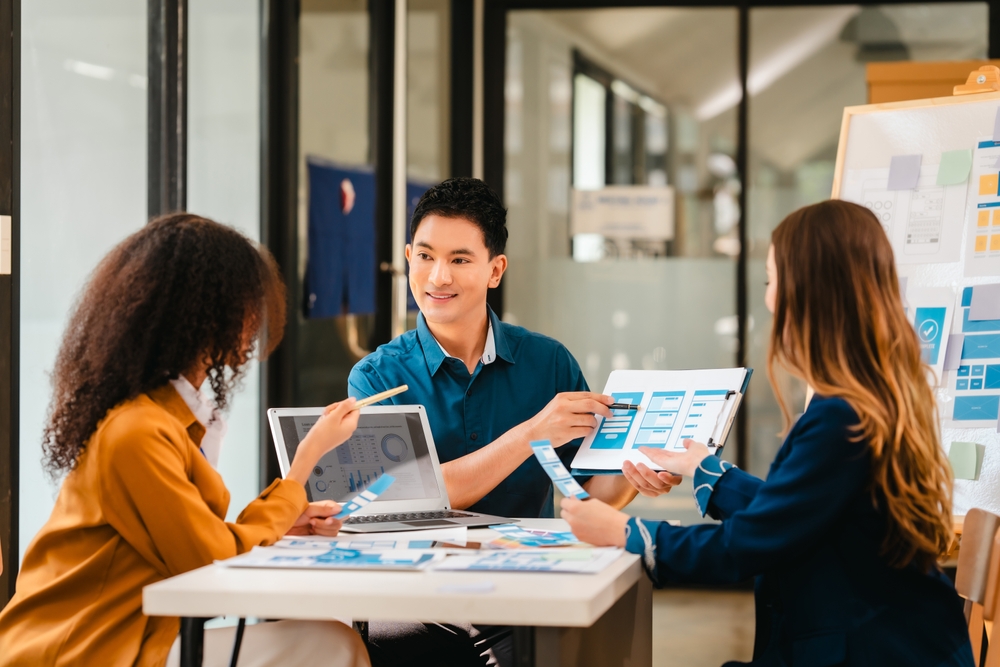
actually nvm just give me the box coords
[381,434,409,462]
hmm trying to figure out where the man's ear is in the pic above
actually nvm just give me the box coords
[489,254,508,288]
[404,244,412,262]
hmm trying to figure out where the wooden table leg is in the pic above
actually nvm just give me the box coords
[180,617,208,667]
[513,576,653,667]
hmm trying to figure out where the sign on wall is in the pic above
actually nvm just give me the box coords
[571,186,675,240]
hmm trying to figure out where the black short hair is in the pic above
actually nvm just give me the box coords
[410,177,508,257]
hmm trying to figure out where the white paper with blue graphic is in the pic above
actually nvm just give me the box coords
[432,547,623,574]
[904,286,955,385]
[943,285,1000,428]
[531,441,589,499]
[221,545,441,571]
[334,474,395,519]
[570,369,750,472]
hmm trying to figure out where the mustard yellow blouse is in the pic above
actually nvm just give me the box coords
[0,384,308,666]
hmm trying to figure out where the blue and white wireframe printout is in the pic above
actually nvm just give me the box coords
[530,441,590,500]
[944,285,1000,428]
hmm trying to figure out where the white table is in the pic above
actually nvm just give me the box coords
[143,519,652,667]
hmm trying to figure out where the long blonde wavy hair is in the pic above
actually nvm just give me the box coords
[767,200,953,572]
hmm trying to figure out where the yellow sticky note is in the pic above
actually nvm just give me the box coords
[981,174,999,196]
[991,236,1000,252]
[994,212,1000,226]
[977,235,989,252]
[980,210,992,227]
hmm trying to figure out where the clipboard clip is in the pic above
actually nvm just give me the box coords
[954,66,1000,96]
[707,390,741,454]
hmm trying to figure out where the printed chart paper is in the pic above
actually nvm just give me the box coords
[530,441,589,499]
[840,164,967,265]
[334,474,395,519]
[486,524,581,549]
[276,526,468,550]
[571,368,749,473]
[942,286,1000,428]
[964,139,1000,277]
[222,546,441,571]
[432,548,623,574]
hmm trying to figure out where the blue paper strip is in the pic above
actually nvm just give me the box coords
[530,440,590,500]
[334,474,396,519]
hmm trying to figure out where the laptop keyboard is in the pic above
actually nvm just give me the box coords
[343,510,476,525]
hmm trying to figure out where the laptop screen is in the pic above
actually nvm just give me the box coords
[277,411,442,503]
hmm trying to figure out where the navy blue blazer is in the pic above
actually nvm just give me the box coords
[633,395,973,667]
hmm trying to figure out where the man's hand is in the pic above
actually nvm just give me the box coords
[286,500,344,536]
[637,440,712,479]
[525,392,613,447]
[560,497,629,547]
[622,460,683,498]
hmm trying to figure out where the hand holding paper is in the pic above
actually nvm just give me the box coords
[525,392,613,447]
[637,440,712,479]
[621,459,683,498]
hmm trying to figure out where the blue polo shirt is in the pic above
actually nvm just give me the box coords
[347,307,590,518]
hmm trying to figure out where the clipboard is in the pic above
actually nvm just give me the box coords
[570,368,752,475]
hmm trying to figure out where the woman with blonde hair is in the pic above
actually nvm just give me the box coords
[0,214,370,667]
[564,200,973,666]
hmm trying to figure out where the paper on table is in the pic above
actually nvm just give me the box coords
[970,283,1000,321]
[277,526,468,550]
[949,441,980,480]
[530,441,589,499]
[887,155,922,190]
[433,548,623,574]
[334,474,395,519]
[937,149,973,186]
[486,523,581,549]
[221,546,442,571]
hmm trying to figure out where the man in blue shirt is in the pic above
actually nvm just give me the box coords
[349,178,679,666]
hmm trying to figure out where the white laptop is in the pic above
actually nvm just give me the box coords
[267,405,512,533]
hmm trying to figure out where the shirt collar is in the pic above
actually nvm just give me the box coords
[147,382,206,446]
[417,306,513,375]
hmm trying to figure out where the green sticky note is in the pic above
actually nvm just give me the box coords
[937,149,973,186]
[949,441,979,480]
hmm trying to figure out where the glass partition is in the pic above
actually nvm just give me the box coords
[189,0,262,514]
[746,2,989,476]
[19,0,147,559]
[504,8,739,523]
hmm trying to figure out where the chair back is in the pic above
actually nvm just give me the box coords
[958,509,1000,666]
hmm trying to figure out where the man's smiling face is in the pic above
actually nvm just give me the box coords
[405,214,506,326]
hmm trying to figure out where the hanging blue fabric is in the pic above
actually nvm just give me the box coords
[305,158,377,318]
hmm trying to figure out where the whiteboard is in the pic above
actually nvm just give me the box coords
[833,90,1000,516]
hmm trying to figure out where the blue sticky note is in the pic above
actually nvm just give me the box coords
[937,149,973,186]
[334,474,396,519]
[972,379,984,390]
[530,440,590,500]
[888,155,922,191]
[958,379,970,391]
[914,307,946,365]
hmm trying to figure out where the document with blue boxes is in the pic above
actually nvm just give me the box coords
[571,368,751,475]
[946,285,1000,428]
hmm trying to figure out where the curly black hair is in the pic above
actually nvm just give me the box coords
[42,213,286,476]
[410,177,508,257]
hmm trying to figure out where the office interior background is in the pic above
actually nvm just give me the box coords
[0,1,996,661]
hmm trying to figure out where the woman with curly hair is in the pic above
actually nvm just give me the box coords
[563,200,974,666]
[0,214,370,667]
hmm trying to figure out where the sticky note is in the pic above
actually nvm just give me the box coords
[993,236,1000,252]
[887,155,922,191]
[994,213,1000,227]
[970,283,1000,321]
[979,210,991,227]
[980,174,999,196]
[334,474,396,519]
[977,235,989,252]
[937,149,973,186]
[949,441,980,480]
[944,334,966,371]
[530,440,590,500]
